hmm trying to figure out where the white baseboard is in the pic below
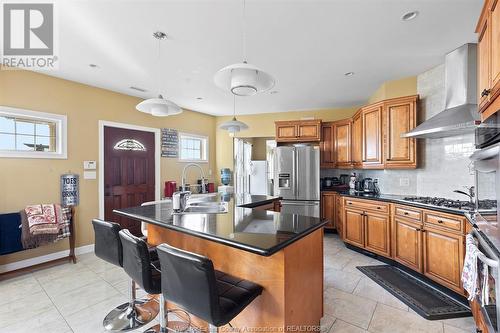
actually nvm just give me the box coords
[0,244,95,274]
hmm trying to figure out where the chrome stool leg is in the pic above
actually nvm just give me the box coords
[144,294,191,333]
[103,279,159,331]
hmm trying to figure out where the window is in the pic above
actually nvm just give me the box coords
[179,133,208,162]
[0,106,67,159]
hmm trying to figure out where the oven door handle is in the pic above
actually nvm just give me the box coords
[478,252,499,268]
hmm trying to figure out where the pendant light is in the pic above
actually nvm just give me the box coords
[214,0,275,96]
[136,32,182,117]
[219,95,249,135]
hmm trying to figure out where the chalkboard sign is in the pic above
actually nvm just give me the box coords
[60,174,79,206]
[161,128,178,158]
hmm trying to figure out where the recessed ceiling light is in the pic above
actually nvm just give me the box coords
[196,97,203,100]
[270,90,279,94]
[401,11,419,21]
[89,64,99,68]
[344,72,355,77]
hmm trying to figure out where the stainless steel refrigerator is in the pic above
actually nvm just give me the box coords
[274,145,320,217]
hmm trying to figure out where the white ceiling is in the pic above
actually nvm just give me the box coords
[42,0,481,116]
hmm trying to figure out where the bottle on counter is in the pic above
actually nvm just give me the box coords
[349,172,356,190]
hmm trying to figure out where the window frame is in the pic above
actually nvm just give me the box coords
[178,132,209,163]
[0,106,67,159]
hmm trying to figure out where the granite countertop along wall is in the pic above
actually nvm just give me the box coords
[321,64,496,200]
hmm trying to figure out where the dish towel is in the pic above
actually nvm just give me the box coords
[0,212,23,255]
[462,234,480,301]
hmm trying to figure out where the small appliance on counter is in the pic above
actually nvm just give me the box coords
[164,180,177,198]
[349,173,357,190]
[218,185,234,194]
[339,174,349,185]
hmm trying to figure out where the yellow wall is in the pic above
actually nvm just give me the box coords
[0,69,216,265]
[368,76,417,104]
[215,107,358,175]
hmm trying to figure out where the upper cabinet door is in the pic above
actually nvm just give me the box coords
[362,104,383,168]
[334,120,352,168]
[478,14,491,112]
[384,96,417,168]
[490,0,500,99]
[297,121,321,141]
[351,111,362,168]
[320,123,335,168]
[275,122,298,142]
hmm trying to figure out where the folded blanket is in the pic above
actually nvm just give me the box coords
[20,210,58,249]
[57,206,72,240]
[25,204,59,236]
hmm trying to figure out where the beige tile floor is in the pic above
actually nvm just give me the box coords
[0,233,475,333]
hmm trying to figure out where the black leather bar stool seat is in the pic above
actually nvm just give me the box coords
[120,230,190,333]
[156,243,263,329]
[92,219,158,332]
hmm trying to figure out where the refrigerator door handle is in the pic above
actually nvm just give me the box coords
[293,148,298,198]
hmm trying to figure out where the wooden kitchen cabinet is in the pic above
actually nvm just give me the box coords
[383,96,418,168]
[344,209,365,248]
[351,110,363,168]
[476,0,500,120]
[275,120,321,142]
[364,213,391,257]
[320,122,335,168]
[392,218,423,272]
[423,227,464,293]
[321,192,336,230]
[335,119,352,168]
[336,194,343,238]
[361,103,384,168]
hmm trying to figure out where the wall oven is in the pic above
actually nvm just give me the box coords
[471,116,500,331]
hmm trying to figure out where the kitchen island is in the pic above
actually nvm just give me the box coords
[114,194,326,332]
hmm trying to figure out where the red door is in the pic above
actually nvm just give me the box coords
[104,126,155,236]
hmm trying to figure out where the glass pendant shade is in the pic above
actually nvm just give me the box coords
[219,117,249,134]
[136,95,182,117]
[214,62,275,96]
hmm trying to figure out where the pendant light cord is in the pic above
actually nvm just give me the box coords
[157,36,161,97]
[242,0,247,62]
[233,95,237,120]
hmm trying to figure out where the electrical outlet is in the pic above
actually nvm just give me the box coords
[399,177,410,187]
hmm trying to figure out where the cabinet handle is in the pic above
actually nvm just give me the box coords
[348,202,352,205]
[476,329,483,333]
[416,228,421,232]
[437,219,444,224]
[481,89,491,97]
[377,206,381,210]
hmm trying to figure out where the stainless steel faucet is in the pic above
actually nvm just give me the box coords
[181,163,206,194]
[453,186,475,204]
[172,191,191,212]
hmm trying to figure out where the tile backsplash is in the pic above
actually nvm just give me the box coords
[322,64,492,200]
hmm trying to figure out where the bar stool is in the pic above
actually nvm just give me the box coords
[92,219,158,332]
[156,243,264,332]
[119,230,189,333]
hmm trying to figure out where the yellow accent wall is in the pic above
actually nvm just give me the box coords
[215,107,358,177]
[368,76,417,104]
[0,69,216,265]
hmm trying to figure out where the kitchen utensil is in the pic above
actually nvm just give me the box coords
[362,178,373,193]
[340,174,349,185]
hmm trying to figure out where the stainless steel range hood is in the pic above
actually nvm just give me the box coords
[402,44,481,139]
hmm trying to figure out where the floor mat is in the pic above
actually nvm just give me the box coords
[357,265,471,320]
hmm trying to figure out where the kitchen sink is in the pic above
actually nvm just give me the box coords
[173,201,228,214]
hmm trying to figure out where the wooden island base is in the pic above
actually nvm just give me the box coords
[147,225,324,332]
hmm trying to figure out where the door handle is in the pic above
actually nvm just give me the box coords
[481,89,491,97]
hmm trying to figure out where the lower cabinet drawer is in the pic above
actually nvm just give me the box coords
[424,211,464,232]
[394,205,422,222]
[344,198,389,214]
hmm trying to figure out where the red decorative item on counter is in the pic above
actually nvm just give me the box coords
[207,182,215,193]
[164,181,177,198]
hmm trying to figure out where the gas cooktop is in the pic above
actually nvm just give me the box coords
[402,196,497,212]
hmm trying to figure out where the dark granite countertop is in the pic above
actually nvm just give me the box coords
[114,193,325,257]
[234,194,281,208]
[336,191,474,216]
